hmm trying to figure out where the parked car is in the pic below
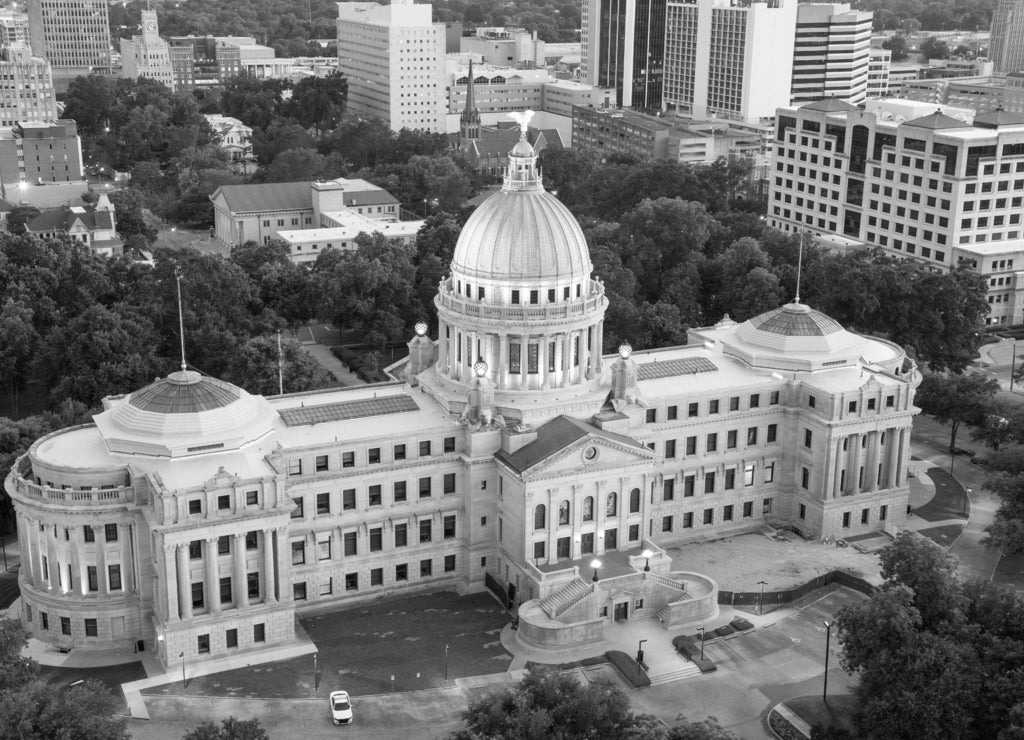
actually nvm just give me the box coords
[951,447,977,459]
[330,690,353,725]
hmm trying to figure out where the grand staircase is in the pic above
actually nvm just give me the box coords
[538,577,593,618]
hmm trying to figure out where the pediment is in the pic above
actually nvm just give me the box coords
[520,434,655,481]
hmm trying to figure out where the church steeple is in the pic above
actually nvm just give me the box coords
[460,60,481,141]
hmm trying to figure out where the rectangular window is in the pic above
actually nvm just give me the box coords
[725,468,735,490]
[685,436,697,455]
[87,566,98,592]
[729,396,739,411]
[368,448,381,464]
[709,400,720,414]
[247,572,259,598]
[395,523,408,547]
[420,440,433,456]
[316,493,330,514]
[60,616,71,635]
[217,495,230,511]
[419,477,432,498]
[663,479,675,501]
[687,402,698,418]
[220,577,232,604]
[291,540,305,565]
[343,531,357,556]
[703,508,713,525]
[315,454,328,472]
[345,573,358,591]
[192,581,204,609]
[342,451,354,468]
[84,526,95,543]
[749,394,760,408]
[765,462,775,483]
[219,535,230,554]
[320,579,333,597]
[369,485,382,507]
[393,444,406,461]
[727,430,737,449]
[370,527,383,552]
[254,623,266,643]
[842,511,851,528]
[293,582,307,600]
[662,516,673,532]
[443,515,456,539]
[317,537,331,561]
[723,505,733,521]
[245,490,258,506]
[767,424,777,443]
[343,489,356,510]
[108,564,122,591]
[665,439,676,458]
[743,501,753,517]
[668,405,678,420]
[646,409,657,423]
[445,554,456,572]
[443,437,456,453]
[419,519,432,543]
[706,433,717,452]
[190,540,201,559]
[683,475,695,497]
[420,559,432,577]
[396,564,408,581]
[288,459,302,476]
[744,464,755,487]
[804,429,813,448]
[861,508,869,524]
[444,473,456,494]
[393,481,407,503]
[799,504,806,520]
[746,427,757,446]
[763,498,773,514]
[291,497,304,519]
[880,505,888,521]
[371,568,384,586]
[704,472,715,494]
[802,467,810,489]
[808,396,816,408]
[188,499,202,515]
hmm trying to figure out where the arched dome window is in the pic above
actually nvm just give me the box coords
[582,496,594,522]
[605,492,617,517]
[629,488,640,513]
[534,504,546,530]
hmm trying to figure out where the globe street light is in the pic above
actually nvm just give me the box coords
[697,627,705,661]
[758,580,768,615]
[590,558,602,583]
[642,549,653,572]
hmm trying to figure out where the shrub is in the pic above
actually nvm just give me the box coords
[730,617,755,632]
[605,650,650,687]
[672,636,696,659]
[715,624,735,637]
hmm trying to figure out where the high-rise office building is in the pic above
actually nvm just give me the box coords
[991,0,1024,75]
[336,0,446,132]
[0,9,30,47]
[791,4,871,105]
[663,0,797,123]
[120,11,174,90]
[0,44,57,127]
[26,0,111,89]
[867,48,891,99]
[580,0,666,109]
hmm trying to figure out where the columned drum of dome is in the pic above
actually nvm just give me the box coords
[437,118,607,392]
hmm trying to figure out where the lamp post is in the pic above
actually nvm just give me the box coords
[590,558,602,583]
[697,627,705,661]
[758,580,768,616]
[444,643,449,682]
[313,651,318,692]
[637,639,647,666]
[823,620,832,703]
[180,651,186,688]
[642,549,653,572]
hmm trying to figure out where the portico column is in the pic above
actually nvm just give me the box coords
[540,335,549,388]
[45,529,58,590]
[17,516,35,587]
[262,529,276,603]
[588,325,599,378]
[832,437,845,497]
[865,432,879,492]
[594,320,604,373]
[69,525,83,594]
[275,527,291,602]
[92,525,108,595]
[580,327,591,379]
[164,545,179,621]
[896,428,909,487]
[498,333,508,389]
[437,320,448,375]
[233,533,248,608]
[176,543,192,619]
[886,427,900,488]
[205,537,220,613]
[560,334,570,387]
[824,439,838,499]
[520,334,528,390]
[118,523,134,593]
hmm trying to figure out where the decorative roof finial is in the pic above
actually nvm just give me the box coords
[175,269,187,373]
[794,231,804,305]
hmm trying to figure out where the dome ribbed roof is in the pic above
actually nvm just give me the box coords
[129,370,241,413]
[749,303,844,337]
[452,189,591,282]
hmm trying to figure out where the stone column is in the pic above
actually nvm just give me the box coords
[896,428,909,487]
[832,437,845,498]
[163,545,178,621]
[865,432,879,492]
[540,335,549,389]
[70,525,84,594]
[233,533,248,608]
[595,320,604,373]
[498,333,508,390]
[275,527,291,603]
[92,525,107,595]
[886,427,900,488]
[437,320,448,376]
[580,327,591,380]
[17,516,35,587]
[262,529,276,603]
[205,537,220,613]
[177,544,192,619]
[45,528,58,590]
[119,523,134,593]
[519,334,528,390]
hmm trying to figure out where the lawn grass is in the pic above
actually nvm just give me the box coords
[787,693,857,735]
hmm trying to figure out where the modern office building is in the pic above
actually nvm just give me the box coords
[0,9,30,47]
[767,97,1024,322]
[120,11,174,90]
[460,27,546,68]
[0,120,83,188]
[0,44,57,128]
[580,0,667,109]
[990,0,1024,75]
[336,0,446,132]
[167,36,279,92]
[663,0,798,123]
[867,48,891,99]
[26,0,111,89]
[7,127,920,666]
[791,4,872,105]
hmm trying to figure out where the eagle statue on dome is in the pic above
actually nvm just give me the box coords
[508,110,534,138]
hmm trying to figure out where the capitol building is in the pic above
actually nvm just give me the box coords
[5,126,920,667]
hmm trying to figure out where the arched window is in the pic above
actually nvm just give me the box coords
[582,496,594,521]
[558,500,570,525]
[629,487,641,513]
[606,492,617,517]
[534,504,546,530]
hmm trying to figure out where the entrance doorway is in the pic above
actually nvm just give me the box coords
[605,529,617,550]
[557,537,570,559]
[581,532,594,555]
[614,601,629,621]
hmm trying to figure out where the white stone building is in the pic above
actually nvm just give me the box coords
[6,129,919,666]
[120,11,174,91]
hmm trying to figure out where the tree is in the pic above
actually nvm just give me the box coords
[883,35,909,62]
[0,298,39,416]
[878,531,965,630]
[287,71,348,136]
[0,616,39,693]
[181,716,269,740]
[108,189,158,247]
[984,472,1024,554]
[919,37,951,61]
[0,679,129,740]
[256,147,332,183]
[914,372,999,452]
[6,206,40,236]
[223,335,332,396]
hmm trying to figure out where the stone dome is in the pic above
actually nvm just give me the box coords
[451,188,592,283]
[94,368,278,458]
[723,302,867,371]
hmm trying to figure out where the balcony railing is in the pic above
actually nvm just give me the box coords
[9,456,134,505]
[436,279,606,322]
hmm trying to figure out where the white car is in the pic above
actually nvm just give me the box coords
[330,690,353,725]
